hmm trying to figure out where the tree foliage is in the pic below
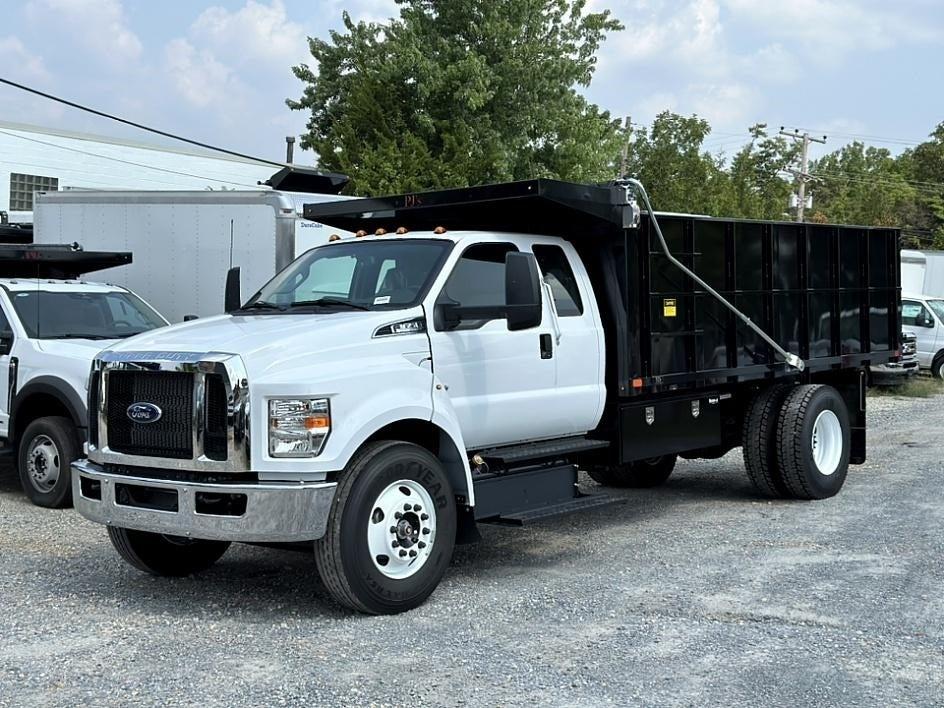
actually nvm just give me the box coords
[289,0,624,195]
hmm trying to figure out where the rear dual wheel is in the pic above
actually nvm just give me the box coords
[743,384,850,500]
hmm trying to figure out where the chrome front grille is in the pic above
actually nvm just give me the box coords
[88,351,250,473]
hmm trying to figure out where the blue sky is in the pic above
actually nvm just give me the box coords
[1,0,941,165]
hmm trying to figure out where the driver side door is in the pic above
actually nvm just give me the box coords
[427,242,557,449]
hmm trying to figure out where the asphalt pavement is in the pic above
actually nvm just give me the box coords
[1,390,942,707]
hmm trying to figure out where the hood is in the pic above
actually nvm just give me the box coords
[102,309,427,378]
[36,337,120,360]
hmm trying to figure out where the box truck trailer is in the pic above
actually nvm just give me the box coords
[32,190,358,323]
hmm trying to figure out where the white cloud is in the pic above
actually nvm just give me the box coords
[190,0,309,68]
[164,38,242,108]
[0,36,50,81]
[24,0,142,64]
[724,0,940,61]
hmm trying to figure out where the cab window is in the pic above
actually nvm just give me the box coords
[902,300,933,328]
[533,245,583,316]
[436,243,517,329]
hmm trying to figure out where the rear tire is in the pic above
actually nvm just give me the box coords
[107,527,231,576]
[742,384,791,498]
[17,416,78,509]
[776,384,850,500]
[314,441,457,614]
[587,455,677,488]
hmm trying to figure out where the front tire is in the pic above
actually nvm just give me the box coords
[107,527,231,576]
[776,384,851,500]
[932,353,944,380]
[587,455,677,488]
[314,441,457,614]
[17,416,78,508]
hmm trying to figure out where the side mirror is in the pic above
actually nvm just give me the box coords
[922,313,936,328]
[0,331,12,356]
[225,267,242,313]
[505,252,542,331]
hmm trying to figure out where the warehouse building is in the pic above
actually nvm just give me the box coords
[0,120,276,220]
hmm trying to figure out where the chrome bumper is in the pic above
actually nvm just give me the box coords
[72,459,337,543]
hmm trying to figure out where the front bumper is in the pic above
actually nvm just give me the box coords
[72,459,337,543]
[871,360,919,382]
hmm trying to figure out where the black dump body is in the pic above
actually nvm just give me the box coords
[304,179,901,398]
[0,244,132,279]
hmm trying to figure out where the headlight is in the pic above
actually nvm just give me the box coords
[268,398,331,457]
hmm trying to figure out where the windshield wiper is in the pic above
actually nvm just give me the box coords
[238,301,284,312]
[52,334,115,340]
[288,298,370,311]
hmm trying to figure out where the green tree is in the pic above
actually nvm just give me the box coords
[288,0,623,195]
[898,123,944,248]
[808,142,917,229]
[724,124,797,220]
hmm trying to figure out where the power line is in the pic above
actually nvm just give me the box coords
[0,128,263,189]
[788,126,927,147]
[0,76,285,168]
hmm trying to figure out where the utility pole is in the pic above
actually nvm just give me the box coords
[618,115,631,178]
[779,127,826,222]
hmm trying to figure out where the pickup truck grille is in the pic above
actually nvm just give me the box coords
[107,370,194,459]
[90,351,250,473]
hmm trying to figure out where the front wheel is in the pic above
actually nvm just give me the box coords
[315,441,457,614]
[932,353,944,381]
[17,416,79,508]
[107,527,231,576]
[587,454,677,488]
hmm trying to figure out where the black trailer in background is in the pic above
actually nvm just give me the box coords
[0,244,132,279]
[304,178,901,467]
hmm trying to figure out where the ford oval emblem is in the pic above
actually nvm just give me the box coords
[127,402,163,424]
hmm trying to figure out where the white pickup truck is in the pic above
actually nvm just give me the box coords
[72,180,900,614]
[0,245,168,507]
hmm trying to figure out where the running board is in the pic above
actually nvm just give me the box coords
[486,492,622,526]
[472,462,620,523]
[478,437,609,467]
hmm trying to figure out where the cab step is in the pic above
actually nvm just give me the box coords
[478,436,609,467]
[488,492,622,526]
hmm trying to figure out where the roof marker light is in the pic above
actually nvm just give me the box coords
[355,230,367,238]
[375,228,387,236]
[328,234,342,242]
[433,226,447,234]
[396,227,408,235]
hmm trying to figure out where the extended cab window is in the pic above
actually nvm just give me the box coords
[902,300,933,327]
[533,245,583,316]
[10,290,166,340]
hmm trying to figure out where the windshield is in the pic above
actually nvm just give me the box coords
[244,239,453,312]
[10,290,167,340]
[927,300,944,322]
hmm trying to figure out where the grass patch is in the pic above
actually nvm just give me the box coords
[870,376,944,398]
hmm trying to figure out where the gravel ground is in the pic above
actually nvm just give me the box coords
[1,391,942,707]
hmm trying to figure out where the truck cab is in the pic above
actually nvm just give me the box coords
[72,179,900,614]
[0,245,167,507]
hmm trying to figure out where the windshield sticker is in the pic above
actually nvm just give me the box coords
[374,296,391,305]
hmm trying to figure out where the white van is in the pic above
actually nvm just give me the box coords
[901,293,944,378]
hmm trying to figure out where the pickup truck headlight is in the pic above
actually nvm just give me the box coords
[268,398,331,457]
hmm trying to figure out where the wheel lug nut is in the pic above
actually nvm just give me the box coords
[403,504,411,511]
[399,550,407,557]
[420,513,429,520]
[392,540,399,547]
[389,526,396,533]
[394,512,402,519]
[409,550,417,557]
[418,541,426,549]
[422,527,430,535]
[413,504,421,511]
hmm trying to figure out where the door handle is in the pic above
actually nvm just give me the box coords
[540,333,553,359]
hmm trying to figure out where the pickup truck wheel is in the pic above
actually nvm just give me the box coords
[776,384,850,500]
[742,384,791,498]
[586,455,677,488]
[314,441,457,614]
[17,416,78,508]
[107,527,231,576]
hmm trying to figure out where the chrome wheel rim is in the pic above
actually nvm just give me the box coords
[26,434,61,493]
[367,480,436,580]
[811,410,842,476]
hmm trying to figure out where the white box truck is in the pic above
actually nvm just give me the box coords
[32,190,357,323]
